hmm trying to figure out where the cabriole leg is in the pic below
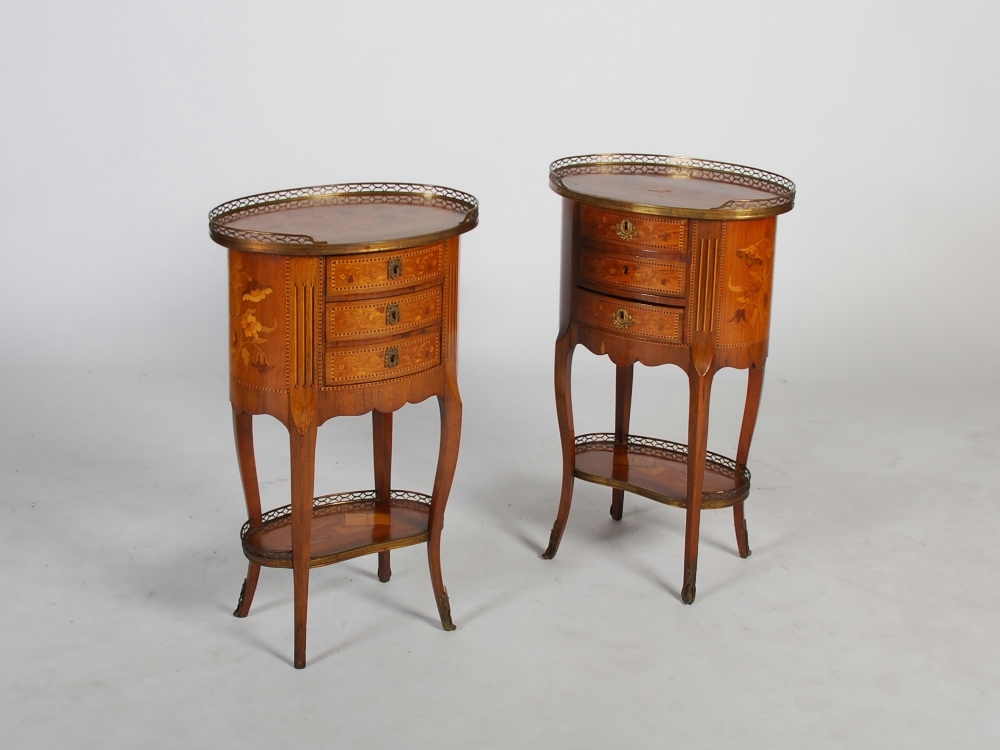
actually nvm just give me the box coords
[232,410,262,618]
[610,363,634,521]
[682,369,714,604]
[543,329,577,559]
[427,387,461,631]
[734,363,765,558]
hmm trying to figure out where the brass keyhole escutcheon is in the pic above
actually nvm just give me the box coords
[615,218,638,241]
[612,308,634,330]
[385,347,400,368]
[387,257,403,279]
[385,303,401,326]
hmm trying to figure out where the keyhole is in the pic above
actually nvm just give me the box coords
[623,265,629,275]
[386,303,401,326]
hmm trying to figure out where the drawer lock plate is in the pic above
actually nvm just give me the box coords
[612,308,634,330]
[615,218,638,241]
[385,303,401,326]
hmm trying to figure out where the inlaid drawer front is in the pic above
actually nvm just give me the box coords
[578,248,686,298]
[575,289,684,343]
[579,205,686,251]
[326,244,443,295]
[326,287,442,341]
[325,330,441,385]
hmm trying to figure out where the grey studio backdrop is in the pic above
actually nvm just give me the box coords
[2,1,999,748]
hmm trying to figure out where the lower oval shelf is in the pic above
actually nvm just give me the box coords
[573,433,750,509]
[241,489,431,569]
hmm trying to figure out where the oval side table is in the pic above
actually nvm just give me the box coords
[542,154,796,603]
[209,183,478,668]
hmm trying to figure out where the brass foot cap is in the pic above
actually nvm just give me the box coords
[681,584,696,605]
[233,579,249,617]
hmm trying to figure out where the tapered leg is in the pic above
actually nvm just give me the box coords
[734,363,765,559]
[373,410,393,582]
[610,364,634,521]
[233,562,260,619]
[289,424,317,668]
[542,329,577,559]
[427,387,461,631]
[232,410,263,618]
[682,369,714,604]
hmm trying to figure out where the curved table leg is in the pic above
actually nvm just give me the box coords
[734,363,765,559]
[373,410,393,582]
[682,369,715,604]
[610,363,634,521]
[232,409,262,618]
[289,424,317,669]
[427,386,461,631]
[542,328,577,559]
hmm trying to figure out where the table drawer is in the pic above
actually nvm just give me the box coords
[575,289,684,343]
[326,286,442,341]
[326,244,443,296]
[578,247,686,299]
[325,329,441,386]
[579,205,686,252]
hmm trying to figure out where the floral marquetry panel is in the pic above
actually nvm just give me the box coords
[716,217,777,349]
[229,249,288,393]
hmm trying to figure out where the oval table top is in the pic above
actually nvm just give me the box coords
[210,182,479,255]
[550,154,795,220]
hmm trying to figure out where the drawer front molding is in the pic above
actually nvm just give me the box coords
[575,289,684,343]
[326,287,443,340]
[326,245,443,295]
[325,330,441,385]
[579,205,686,252]
[578,247,686,298]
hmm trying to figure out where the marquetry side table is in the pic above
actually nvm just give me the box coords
[542,154,796,603]
[209,183,478,668]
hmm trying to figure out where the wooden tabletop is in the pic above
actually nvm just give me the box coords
[210,183,479,255]
[550,154,795,220]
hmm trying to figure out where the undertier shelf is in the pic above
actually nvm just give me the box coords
[241,489,431,568]
[573,433,750,509]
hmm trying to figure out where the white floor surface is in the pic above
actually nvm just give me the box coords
[1,363,998,748]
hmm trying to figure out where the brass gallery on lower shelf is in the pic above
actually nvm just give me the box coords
[573,433,751,510]
[239,488,433,568]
